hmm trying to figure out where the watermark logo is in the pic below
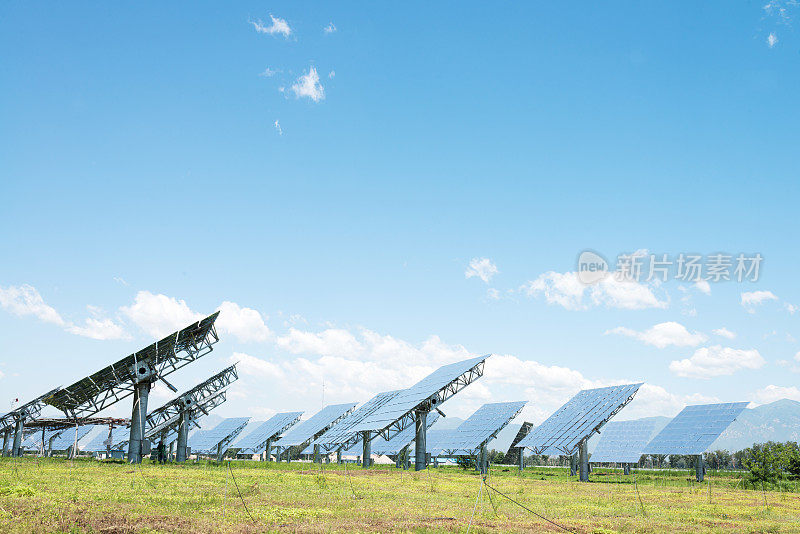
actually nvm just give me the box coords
[577,250,609,285]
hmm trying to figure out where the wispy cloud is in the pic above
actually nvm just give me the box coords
[741,290,778,312]
[768,32,779,47]
[324,22,337,34]
[522,271,667,311]
[250,15,292,38]
[465,257,498,283]
[259,67,277,78]
[712,327,737,340]
[291,66,325,102]
[274,120,282,135]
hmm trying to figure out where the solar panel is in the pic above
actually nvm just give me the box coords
[336,413,442,456]
[23,429,65,452]
[46,313,219,419]
[276,403,356,448]
[313,391,401,452]
[83,426,131,452]
[517,383,643,455]
[350,356,488,439]
[189,417,250,453]
[590,419,657,463]
[437,401,527,455]
[233,412,303,453]
[426,428,455,456]
[372,413,441,456]
[50,425,93,451]
[643,402,748,456]
[504,421,533,464]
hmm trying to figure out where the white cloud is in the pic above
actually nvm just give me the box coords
[291,66,325,102]
[274,120,282,136]
[486,288,500,300]
[669,345,765,379]
[522,271,667,311]
[794,351,800,362]
[465,257,498,283]
[250,15,291,37]
[67,317,129,341]
[259,68,276,77]
[784,302,798,314]
[0,284,65,326]
[694,280,711,295]
[752,384,800,404]
[328,70,335,79]
[216,301,271,343]
[324,22,336,34]
[606,322,707,348]
[0,284,128,340]
[712,327,737,340]
[120,291,203,339]
[741,290,778,311]
[113,277,129,286]
[768,32,778,48]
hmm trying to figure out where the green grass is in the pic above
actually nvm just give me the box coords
[1,458,800,533]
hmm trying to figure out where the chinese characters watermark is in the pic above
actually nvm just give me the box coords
[577,251,762,285]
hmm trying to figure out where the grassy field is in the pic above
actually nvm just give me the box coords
[2,457,800,533]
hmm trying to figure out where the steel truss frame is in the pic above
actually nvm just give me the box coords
[46,313,220,419]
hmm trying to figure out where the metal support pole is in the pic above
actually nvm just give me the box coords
[518,447,524,472]
[216,441,224,463]
[12,419,24,457]
[2,430,10,457]
[414,410,427,471]
[623,464,630,476]
[336,448,342,464]
[314,443,321,464]
[286,447,291,463]
[106,424,113,458]
[47,434,56,457]
[569,454,577,476]
[176,411,190,462]
[265,438,272,462]
[362,431,371,468]
[578,439,589,482]
[695,455,705,482]
[479,445,487,475]
[127,381,151,463]
[169,440,175,461]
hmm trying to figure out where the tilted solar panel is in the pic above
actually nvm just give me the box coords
[643,402,747,456]
[517,383,643,455]
[590,419,657,463]
[276,403,356,447]
[23,429,65,451]
[233,412,303,453]
[189,417,250,453]
[350,356,488,436]
[0,387,62,432]
[50,425,94,451]
[426,428,455,456]
[313,391,400,451]
[437,401,527,455]
[371,412,440,456]
[83,426,129,452]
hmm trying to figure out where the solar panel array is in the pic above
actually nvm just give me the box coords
[84,426,131,452]
[0,387,62,432]
[517,383,643,455]
[313,391,400,451]
[590,419,657,463]
[50,425,94,451]
[276,403,356,447]
[436,401,527,455]
[643,402,748,456]
[350,356,487,434]
[233,412,303,453]
[189,417,250,453]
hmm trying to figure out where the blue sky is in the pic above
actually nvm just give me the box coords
[1,1,799,425]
